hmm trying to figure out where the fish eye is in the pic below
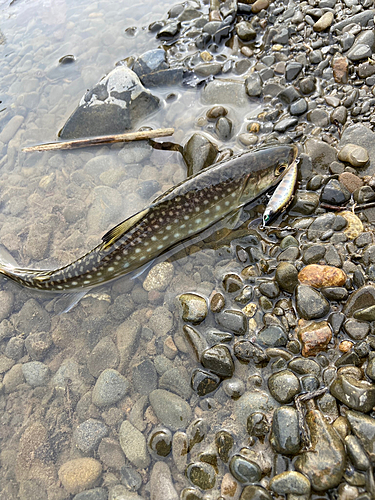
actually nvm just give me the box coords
[275,163,287,176]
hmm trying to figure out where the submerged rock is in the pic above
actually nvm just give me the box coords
[59,66,160,139]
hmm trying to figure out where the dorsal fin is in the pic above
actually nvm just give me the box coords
[101,208,150,250]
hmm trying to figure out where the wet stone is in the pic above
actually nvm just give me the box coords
[183,325,207,361]
[191,368,220,396]
[182,133,218,177]
[143,262,174,292]
[201,344,234,378]
[343,285,375,317]
[344,319,370,340]
[24,331,52,361]
[338,144,369,168]
[172,431,188,473]
[298,265,347,288]
[302,245,326,264]
[215,116,233,140]
[149,389,192,430]
[320,179,351,205]
[290,98,308,116]
[180,488,202,500]
[210,292,225,313]
[296,285,330,320]
[179,293,208,325]
[92,369,129,407]
[257,326,287,347]
[240,485,272,500]
[72,488,107,500]
[331,106,348,125]
[229,454,261,484]
[268,369,300,404]
[294,409,345,491]
[223,273,243,293]
[321,287,348,301]
[215,430,234,463]
[186,462,216,490]
[233,340,267,365]
[236,21,256,41]
[288,357,321,375]
[275,262,299,293]
[346,409,375,463]
[345,435,370,471]
[73,419,109,454]
[87,337,119,378]
[215,309,247,335]
[206,106,227,120]
[270,471,311,495]
[98,438,125,471]
[148,428,172,457]
[366,357,375,380]
[245,74,262,97]
[297,320,332,356]
[330,375,375,412]
[247,412,269,437]
[285,61,303,81]
[222,378,245,400]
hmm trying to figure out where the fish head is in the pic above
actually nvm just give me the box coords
[238,144,298,206]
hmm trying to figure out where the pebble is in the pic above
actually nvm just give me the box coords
[21,361,49,387]
[240,485,272,500]
[270,471,311,495]
[229,454,261,484]
[313,11,333,32]
[221,472,240,499]
[24,331,52,361]
[268,369,300,403]
[98,438,126,470]
[257,325,287,347]
[132,359,157,395]
[182,133,218,176]
[294,409,345,491]
[338,144,369,168]
[330,374,375,412]
[298,265,347,288]
[201,344,234,378]
[191,368,220,396]
[172,431,188,472]
[338,211,363,240]
[215,309,247,335]
[320,179,350,205]
[295,285,330,320]
[178,293,208,324]
[344,319,370,340]
[275,262,299,293]
[92,369,129,407]
[215,430,234,463]
[149,389,192,430]
[297,319,332,356]
[143,262,174,291]
[74,419,109,454]
[119,420,150,469]
[58,458,102,495]
[150,462,178,500]
[270,406,301,454]
[186,462,216,490]
[346,410,375,463]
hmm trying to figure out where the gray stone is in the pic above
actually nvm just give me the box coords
[270,471,310,495]
[320,179,351,205]
[201,344,234,378]
[149,389,192,430]
[92,369,129,407]
[330,374,375,412]
[215,309,247,335]
[119,420,150,469]
[215,116,233,141]
[98,438,126,471]
[229,454,261,484]
[332,10,375,31]
[22,361,49,387]
[14,299,51,335]
[340,124,375,176]
[344,319,370,340]
[0,291,14,321]
[257,326,287,347]
[178,293,208,325]
[345,435,371,471]
[270,406,301,454]
[275,262,298,293]
[73,419,109,454]
[5,336,24,360]
[268,370,300,404]
[304,139,337,174]
[347,44,372,62]
[25,331,52,361]
[346,409,375,463]
[290,98,308,115]
[59,66,160,139]
[274,117,298,132]
[295,285,330,320]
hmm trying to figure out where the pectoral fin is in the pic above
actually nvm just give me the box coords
[101,208,150,250]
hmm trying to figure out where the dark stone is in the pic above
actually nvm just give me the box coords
[270,406,301,454]
[233,340,268,365]
[257,326,287,347]
[59,66,160,139]
[320,179,351,205]
[183,133,218,177]
[201,344,234,378]
[295,285,330,320]
[229,454,261,484]
[148,428,172,457]
[247,412,270,437]
[330,374,375,412]
[215,430,234,463]
[268,369,300,404]
[240,486,272,500]
[215,309,247,335]
[191,369,220,396]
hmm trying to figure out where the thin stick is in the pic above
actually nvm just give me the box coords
[22,127,175,152]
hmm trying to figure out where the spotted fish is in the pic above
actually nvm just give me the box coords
[0,144,298,292]
[262,156,298,226]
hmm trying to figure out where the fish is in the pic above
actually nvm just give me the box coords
[0,143,298,293]
[262,156,298,227]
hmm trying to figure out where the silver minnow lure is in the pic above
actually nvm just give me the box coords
[0,144,298,292]
[262,157,298,226]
